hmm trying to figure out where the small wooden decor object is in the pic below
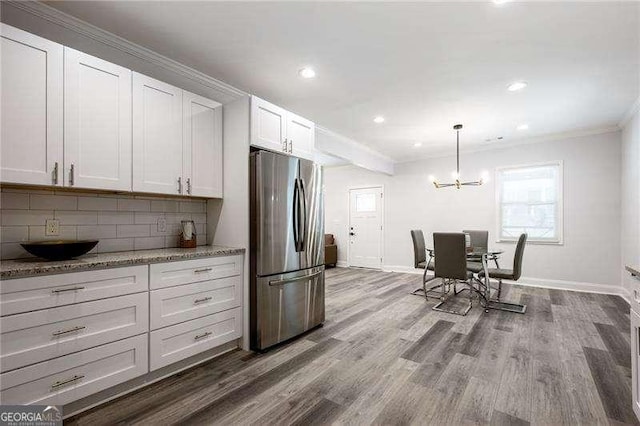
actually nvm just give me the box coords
[178,220,197,248]
[179,234,197,248]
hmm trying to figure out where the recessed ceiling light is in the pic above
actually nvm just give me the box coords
[507,81,528,92]
[414,142,422,147]
[373,116,385,124]
[517,124,529,130]
[298,67,316,79]
[493,0,509,5]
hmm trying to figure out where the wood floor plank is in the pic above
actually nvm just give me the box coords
[594,322,632,369]
[490,410,530,426]
[401,319,455,362]
[66,267,636,426]
[583,347,637,425]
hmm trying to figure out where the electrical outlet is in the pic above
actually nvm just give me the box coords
[45,219,60,236]
[157,218,167,233]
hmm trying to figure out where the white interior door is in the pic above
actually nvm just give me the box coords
[0,24,63,187]
[64,47,132,191]
[348,187,383,269]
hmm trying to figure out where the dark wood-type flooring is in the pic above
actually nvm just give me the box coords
[67,267,637,425]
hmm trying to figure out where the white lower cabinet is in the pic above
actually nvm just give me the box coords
[0,253,243,410]
[150,275,242,330]
[0,334,148,406]
[150,255,243,290]
[632,309,640,421]
[0,265,148,316]
[1,293,148,372]
[149,306,242,371]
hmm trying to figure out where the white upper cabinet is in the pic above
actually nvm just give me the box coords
[64,48,132,191]
[287,112,315,160]
[0,24,63,186]
[183,91,223,198]
[0,25,224,199]
[132,73,183,195]
[250,96,315,160]
[251,96,288,154]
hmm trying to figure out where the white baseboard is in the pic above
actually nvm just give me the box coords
[379,264,627,300]
[336,260,349,268]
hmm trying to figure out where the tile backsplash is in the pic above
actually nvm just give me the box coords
[0,187,207,260]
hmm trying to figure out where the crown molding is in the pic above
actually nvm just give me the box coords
[395,125,621,163]
[5,1,247,100]
[619,96,640,129]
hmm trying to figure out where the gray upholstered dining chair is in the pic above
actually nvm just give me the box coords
[410,230,438,296]
[462,230,489,274]
[432,232,475,315]
[479,233,527,301]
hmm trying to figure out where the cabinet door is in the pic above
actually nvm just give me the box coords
[250,96,287,154]
[0,24,63,186]
[183,91,223,198]
[64,48,132,191]
[632,310,640,422]
[287,112,315,160]
[132,72,183,195]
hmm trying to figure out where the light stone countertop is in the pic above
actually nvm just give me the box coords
[627,265,640,279]
[0,246,245,279]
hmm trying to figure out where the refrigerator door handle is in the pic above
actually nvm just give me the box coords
[268,269,323,286]
[293,178,300,251]
[300,178,308,249]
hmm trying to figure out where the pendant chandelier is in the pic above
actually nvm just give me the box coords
[430,124,483,189]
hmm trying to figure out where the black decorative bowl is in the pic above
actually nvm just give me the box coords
[21,240,99,261]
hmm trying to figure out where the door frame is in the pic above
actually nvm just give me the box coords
[347,185,385,269]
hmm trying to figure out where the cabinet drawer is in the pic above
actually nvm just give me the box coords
[149,255,242,290]
[150,275,241,330]
[1,293,148,372]
[149,307,242,371]
[0,265,148,316]
[0,334,147,406]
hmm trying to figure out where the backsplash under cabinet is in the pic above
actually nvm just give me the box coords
[0,187,207,260]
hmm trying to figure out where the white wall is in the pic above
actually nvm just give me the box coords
[207,96,251,350]
[622,107,640,296]
[325,131,623,292]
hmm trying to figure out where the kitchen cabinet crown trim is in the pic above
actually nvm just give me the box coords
[4,1,246,102]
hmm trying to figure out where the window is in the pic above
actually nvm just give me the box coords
[355,193,376,212]
[496,161,563,244]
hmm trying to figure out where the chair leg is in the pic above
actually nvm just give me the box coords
[497,279,502,301]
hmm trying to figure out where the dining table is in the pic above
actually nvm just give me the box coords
[426,247,527,314]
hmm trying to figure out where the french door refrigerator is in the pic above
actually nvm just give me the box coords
[250,150,325,351]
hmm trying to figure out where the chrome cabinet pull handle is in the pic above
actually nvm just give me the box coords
[51,286,85,294]
[289,139,293,153]
[194,331,212,341]
[194,268,212,273]
[283,138,288,152]
[69,164,75,186]
[177,177,182,194]
[52,162,59,185]
[186,178,192,195]
[52,325,86,337]
[51,375,84,389]
[194,296,212,304]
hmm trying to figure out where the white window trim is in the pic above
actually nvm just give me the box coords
[495,160,564,245]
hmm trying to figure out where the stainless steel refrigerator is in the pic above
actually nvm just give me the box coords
[250,150,325,351]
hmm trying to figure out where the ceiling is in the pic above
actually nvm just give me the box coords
[46,1,640,162]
